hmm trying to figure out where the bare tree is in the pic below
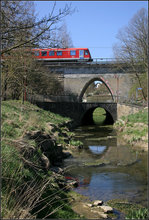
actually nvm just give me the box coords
[57,22,73,48]
[2,47,64,101]
[113,8,148,101]
[1,1,74,101]
[48,22,73,48]
[1,1,74,54]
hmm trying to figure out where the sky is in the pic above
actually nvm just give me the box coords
[34,1,148,58]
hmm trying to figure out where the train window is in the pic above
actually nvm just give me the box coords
[70,50,76,56]
[57,51,62,56]
[85,50,89,55]
[49,51,55,56]
[34,51,40,56]
[41,51,47,56]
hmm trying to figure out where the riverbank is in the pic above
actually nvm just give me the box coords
[2,100,83,219]
[114,107,148,151]
[2,100,148,219]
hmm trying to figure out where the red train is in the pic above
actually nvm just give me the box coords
[32,48,93,62]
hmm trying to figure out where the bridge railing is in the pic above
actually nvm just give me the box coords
[91,58,124,64]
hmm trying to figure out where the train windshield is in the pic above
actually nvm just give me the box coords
[85,50,89,55]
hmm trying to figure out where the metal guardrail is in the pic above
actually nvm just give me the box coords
[92,58,124,64]
[37,58,124,65]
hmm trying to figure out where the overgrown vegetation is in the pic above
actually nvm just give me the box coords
[125,208,148,219]
[114,108,148,147]
[1,100,80,219]
[107,199,148,220]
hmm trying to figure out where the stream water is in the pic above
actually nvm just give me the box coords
[64,124,148,207]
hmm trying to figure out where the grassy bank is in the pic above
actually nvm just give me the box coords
[107,199,148,219]
[1,100,80,219]
[114,107,148,150]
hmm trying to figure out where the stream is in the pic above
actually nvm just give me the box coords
[64,124,148,208]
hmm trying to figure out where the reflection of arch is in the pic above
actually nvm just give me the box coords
[79,77,114,102]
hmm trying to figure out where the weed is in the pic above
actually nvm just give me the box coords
[1,100,79,219]
[125,208,148,219]
[69,139,83,147]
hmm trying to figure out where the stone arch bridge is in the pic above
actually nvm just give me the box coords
[42,62,136,103]
[33,61,141,125]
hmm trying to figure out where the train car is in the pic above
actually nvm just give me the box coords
[32,48,93,62]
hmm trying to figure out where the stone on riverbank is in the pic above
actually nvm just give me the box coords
[100,205,113,213]
[91,210,108,218]
[87,203,93,207]
[93,200,103,206]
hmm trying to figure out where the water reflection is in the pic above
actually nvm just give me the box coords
[75,170,147,205]
[88,146,107,154]
[64,124,148,207]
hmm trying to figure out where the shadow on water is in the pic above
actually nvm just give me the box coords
[64,110,148,208]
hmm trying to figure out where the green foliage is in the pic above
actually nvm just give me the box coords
[127,110,148,124]
[2,142,24,181]
[2,100,70,136]
[69,139,83,147]
[51,204,79,219]
[107,199,148,219]
[31,188,79,219]
[114,109,148,143]
[125,208,148,219]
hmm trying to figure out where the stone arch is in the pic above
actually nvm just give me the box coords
[79,77,114,102]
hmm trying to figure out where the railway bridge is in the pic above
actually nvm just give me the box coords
[32,61,141,126]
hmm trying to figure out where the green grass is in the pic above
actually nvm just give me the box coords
[125,208,148,219]
[121,109,148,124]
[107,199,148,219]
[1,100,79,219]
[69,139,83,147]
[114,108,148,144]
[127,110,148,124]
